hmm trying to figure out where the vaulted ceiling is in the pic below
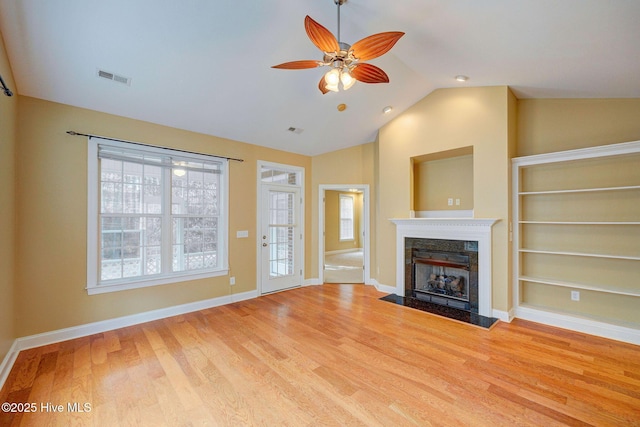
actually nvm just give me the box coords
[1,0,639,155]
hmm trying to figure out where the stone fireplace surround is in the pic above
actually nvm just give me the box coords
[391,218,498,318]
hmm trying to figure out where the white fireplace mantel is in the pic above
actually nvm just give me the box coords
[390,218,499,317]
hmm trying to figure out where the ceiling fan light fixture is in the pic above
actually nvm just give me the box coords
[324,68,341,92]
[272,0,404,94]
[326,83,340,92]
[340,69,356,90]
[324,68,341,85]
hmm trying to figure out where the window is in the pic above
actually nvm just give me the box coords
[87,138,228,294]
[260,166,299,185]
[339,194,354,241]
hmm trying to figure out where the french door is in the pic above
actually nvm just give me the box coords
[260,185,302,293]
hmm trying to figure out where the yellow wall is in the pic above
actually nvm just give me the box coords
[413,154,474,211]
[0,31,17,363]
[517,99,640,156]
[324,190,362,252]
[14,96,311,337]
[378,86,514,312]
[311,143,376,279]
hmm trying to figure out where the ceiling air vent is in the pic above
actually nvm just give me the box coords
[287,127,304,135]
[97,69,131,86]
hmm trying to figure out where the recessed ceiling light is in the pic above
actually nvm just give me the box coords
[382,106,393,114]
[455,75,469,82]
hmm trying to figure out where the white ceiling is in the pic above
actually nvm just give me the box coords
[1,0,639,156]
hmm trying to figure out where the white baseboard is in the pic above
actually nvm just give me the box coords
[17,290,258,352]
[492,308,514,322]
[515,305,640,346]
[367,279,396,295]
[0,339,20,393]
[304,278,323,286]
[0,289,258,391]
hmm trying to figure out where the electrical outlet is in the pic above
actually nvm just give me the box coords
[571,290,580,301]
[455,198,460,206]
[230,276,236,285]
[447,198,453,206]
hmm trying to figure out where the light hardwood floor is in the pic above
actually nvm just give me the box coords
[1,284,639,426]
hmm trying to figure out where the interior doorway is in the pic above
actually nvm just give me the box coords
[319,185,369,284]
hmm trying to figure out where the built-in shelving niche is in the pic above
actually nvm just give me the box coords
[512,140,640,335]
[410,146,474,218]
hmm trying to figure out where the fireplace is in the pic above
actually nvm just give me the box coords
[391,218,497,318]
[406,238,478,312]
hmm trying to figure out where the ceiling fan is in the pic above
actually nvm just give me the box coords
[272,0,404,94]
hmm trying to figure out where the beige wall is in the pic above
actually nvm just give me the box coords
[324,190,362,252]
[311,143,376,279]
[413,154,474,211]
[0,31,17,363]
[378,86,515,312]
[14,96,311,337]
[517,99,640,156]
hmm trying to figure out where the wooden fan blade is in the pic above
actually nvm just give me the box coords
[305,15,339,53]
[351,31,405,61]
[272,60,322,69]
[351,63,390,84]
[318,76,330,94]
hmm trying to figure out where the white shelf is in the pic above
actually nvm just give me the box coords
[519,185,640,196]
[519,220,640,225]
[518,275,640,298]
[519,249,640,261]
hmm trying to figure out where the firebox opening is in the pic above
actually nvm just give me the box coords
[405,238,479,313]
[412,252,470,310]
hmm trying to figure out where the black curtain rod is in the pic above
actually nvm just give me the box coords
[66,130,244,163]
[0,73,13,97]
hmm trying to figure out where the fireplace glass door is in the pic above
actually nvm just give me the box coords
[412,251,470,309]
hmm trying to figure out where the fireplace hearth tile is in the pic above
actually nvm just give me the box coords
[379,294,498,329]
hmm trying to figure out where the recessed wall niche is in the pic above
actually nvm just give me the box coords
[411,146,474,217]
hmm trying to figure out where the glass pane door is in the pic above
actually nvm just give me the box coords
[261,187,301,293]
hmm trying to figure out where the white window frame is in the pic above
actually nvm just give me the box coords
[87,137,229,295]
[339,194,355,241]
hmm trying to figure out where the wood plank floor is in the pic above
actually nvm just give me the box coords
[1,284,639,426]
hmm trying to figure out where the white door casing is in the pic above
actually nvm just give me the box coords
[318,184,370,285]
[257,162,304,294]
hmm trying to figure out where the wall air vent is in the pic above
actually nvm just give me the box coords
[97,69,131,86]
[287,127,304,134]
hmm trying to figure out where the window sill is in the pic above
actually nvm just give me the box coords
[87,269,229,295]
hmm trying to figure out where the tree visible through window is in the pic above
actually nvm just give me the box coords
[339,194,354,241]
[87,138,228,294]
